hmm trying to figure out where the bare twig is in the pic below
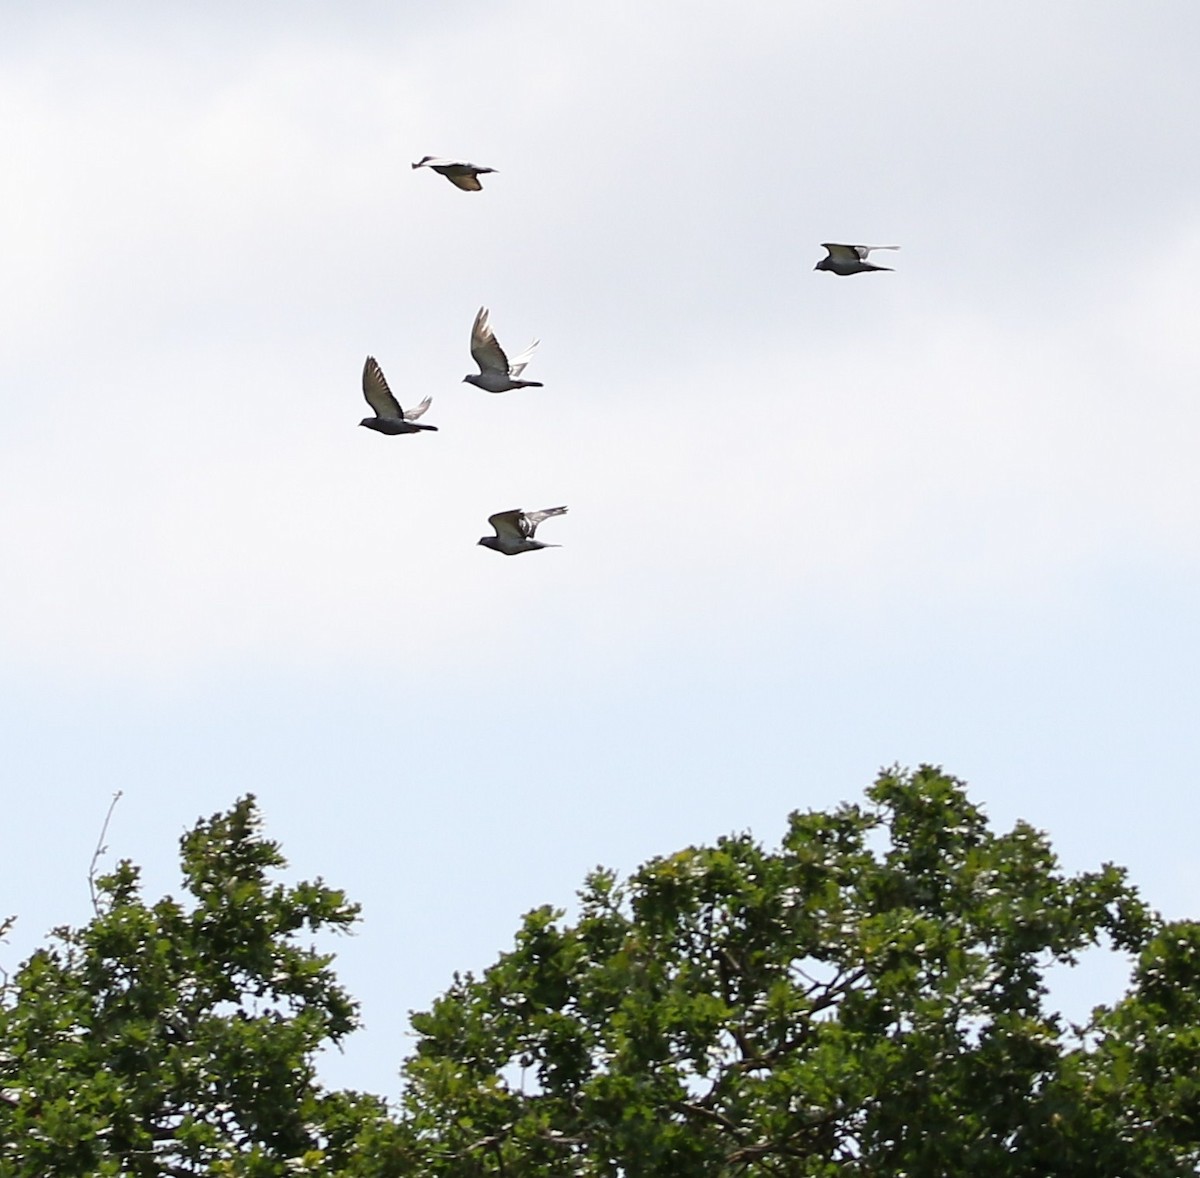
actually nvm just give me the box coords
[725,1139,809,1165]
[537,1131,587,1147]
[675,1100,747,1140]
[88,791,124,915]
[792,963,823,987]
[0,914,14,989]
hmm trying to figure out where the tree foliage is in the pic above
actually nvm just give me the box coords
[0,797,388,1177]
[3,769,1200,1177]
[400,767,1196,1177]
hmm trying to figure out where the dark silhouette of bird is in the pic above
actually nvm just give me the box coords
[411,156,496,191]
[815,243,900,275]
[463,307,542,392]
[359,357,437,435]
[478,506,568,555]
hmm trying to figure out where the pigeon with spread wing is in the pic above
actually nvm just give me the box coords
[411,156,496,191]
[478,506,568,555]
[815,243,900,275]
[463,307,543,392]
[359,357,438,435]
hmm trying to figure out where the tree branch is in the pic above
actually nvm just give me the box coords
[88,790,124,915]
[675,1100,747,1140]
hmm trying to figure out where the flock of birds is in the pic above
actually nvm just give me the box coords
[365,156,900,555]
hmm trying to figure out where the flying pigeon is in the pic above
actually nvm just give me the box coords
[478,506,568,555]
[815,243,900,275]
[359,356,438,434]
[411,156,496,191]
[464,307,543,392]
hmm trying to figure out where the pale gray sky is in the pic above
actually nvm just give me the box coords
[3,1,1200,1099]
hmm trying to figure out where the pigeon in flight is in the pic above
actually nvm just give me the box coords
[464,307,543,392]
[815,243,900,275]
[359,356,438,435]
[478,506,568,555]
[411,156,496,191]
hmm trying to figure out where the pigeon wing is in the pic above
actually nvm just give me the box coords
[488,509,528,542]
[857,244,900,258]
[523,505,568,536]
[362,357,403,420]
[821,243,861,264]
[414,158,486,188]
[505,340,540,379]
[413,156,467,170]
[471,307,511,375]
[403,395,432,422]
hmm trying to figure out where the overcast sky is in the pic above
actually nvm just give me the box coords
[3,1,1200,1100]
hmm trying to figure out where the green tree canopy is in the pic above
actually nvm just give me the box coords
[3,769,1200,1177]
[400,767,1198,1177]
[0,796,390,1177]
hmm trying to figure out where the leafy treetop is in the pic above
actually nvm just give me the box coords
[4,770,1200,1177]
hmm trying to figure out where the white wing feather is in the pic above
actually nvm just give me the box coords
[523,506,568,536]
[403,395,432,422]
[506,341,540,379]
